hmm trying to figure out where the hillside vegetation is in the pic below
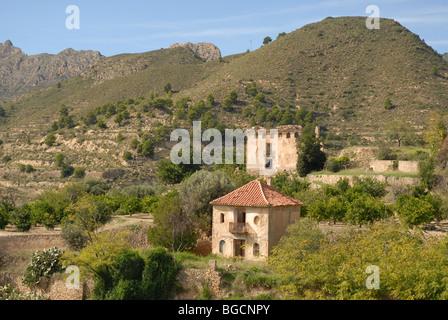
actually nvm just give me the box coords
[1,16,448,201]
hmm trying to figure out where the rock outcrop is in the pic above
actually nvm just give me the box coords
[169,42,221,62]
[444,53,448,63]
[0,40,103,101]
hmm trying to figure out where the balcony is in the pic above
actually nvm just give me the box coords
[229,222,248,234]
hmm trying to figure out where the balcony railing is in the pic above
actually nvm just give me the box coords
[229,222,248,234]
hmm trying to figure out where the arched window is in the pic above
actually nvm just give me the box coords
[219,240,226,254]
[253,243,260,257]
[287,133,291,139]
[253,216,260,225]
[295,132,299,138]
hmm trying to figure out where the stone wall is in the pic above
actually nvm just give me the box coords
[398,161,419,173]
[369,160,419,173]
[308,174,420,188]
[176,260,224,299]
[369,160,394,172]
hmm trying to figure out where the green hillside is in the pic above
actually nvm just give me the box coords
[1,16,448,201]
[4,17,448,133]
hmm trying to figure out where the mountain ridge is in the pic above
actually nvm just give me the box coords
[0,40,103,102]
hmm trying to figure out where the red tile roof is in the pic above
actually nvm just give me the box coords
[210,179,303,207]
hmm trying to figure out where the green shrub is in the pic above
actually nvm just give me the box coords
[0,201,13,230]
[22,247,64,288]
[123,151,133,161]
[326,158,341,172]
[196,283,213,300]
[141,247,177,300]
[418,158,436,191]
[10,204,32,232]
[384,97,394,110]
[29,200,57,230]
[141,138,155,158]
[395,194,436,227]
[61,219,88,250]
[56,152,64,167]
[44,134,57,147]
[243,267,277,288]
[61,164,75,178]
[376,145,395,160]
[74,167,86,179]
[2,155,11,163]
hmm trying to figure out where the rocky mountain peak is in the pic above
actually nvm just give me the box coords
[169,42,221,62]
[0,43,103,101]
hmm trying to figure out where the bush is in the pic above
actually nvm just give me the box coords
[123,151,133,161]
[384,97,394,110]
[44,134,57,147]
[91,247,177,300]
[147,191,198,251]
[74,167,86,179]
[61,164,75,178]
[395,194,436,227]
[2,155,11,163]
[271,222,448,300]
[141,138,155,158]
[93,250,145,300]
[418,158,436,191]
[345,193,390,226]
[10,204,32,232]
[326,156,350,173]
[22,247,64,287]
[179,170,235,231]
[326,158,341,172]
[117,197,141,216]
[56,152,64,167]
[0,201,13,230]
[61,220,88,250]
[29,200,58,230]
[431,66,438,76]
[141,247,177,300]
[376,145,395,160]
[243,267,277,288]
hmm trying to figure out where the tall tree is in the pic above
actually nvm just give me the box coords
[263,36,272,45]
[296,134,326,177]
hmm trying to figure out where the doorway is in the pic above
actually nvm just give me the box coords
[234,239,246,257]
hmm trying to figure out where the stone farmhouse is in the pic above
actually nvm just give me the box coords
[210,179,302,261]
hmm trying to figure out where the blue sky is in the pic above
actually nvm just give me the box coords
[1,0,448,57]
